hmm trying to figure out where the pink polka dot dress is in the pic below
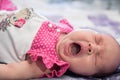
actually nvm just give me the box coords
[27,19,73,78]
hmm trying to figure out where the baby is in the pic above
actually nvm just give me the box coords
[0,8,120,79]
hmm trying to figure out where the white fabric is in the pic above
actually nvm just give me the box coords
[0,13,47,63]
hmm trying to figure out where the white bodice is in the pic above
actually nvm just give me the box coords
[0,9,47,63]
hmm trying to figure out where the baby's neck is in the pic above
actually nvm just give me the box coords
[58,33,67,42]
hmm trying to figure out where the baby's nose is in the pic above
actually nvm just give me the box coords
[87,42,97,55]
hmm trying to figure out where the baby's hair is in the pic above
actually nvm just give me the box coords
[65,69,116,78]
[65,69,110,78]
[93,69,119,78]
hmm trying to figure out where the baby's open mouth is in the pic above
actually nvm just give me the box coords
[70,43,81,55]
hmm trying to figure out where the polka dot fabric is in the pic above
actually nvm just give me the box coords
[27,19,73,78]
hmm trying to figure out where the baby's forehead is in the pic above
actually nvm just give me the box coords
[76,27,120,44]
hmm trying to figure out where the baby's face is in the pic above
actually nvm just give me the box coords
[56,29,120,76]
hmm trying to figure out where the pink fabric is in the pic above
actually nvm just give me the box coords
[14,18,26,28]
[0,0,17,11]
[27,19,73,78]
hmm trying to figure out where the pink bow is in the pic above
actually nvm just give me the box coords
[14,18,26,28]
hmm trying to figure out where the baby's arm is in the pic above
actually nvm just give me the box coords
[0,58,50,79]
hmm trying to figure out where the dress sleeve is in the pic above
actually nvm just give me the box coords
[27,49,69,78]
[27,20,72,78]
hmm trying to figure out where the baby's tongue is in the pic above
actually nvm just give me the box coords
[71,43,81,55]
[71,41,89,56]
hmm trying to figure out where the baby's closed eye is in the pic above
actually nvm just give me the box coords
[95,34,103,45]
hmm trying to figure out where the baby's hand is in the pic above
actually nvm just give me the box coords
[44,69,51,74]
[0,60,51,79]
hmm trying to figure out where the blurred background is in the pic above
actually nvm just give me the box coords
[47,0,120,11]
[11,0,120,14]
[1,0,120,45]
[11,0,120,43]
[12,0,120,11]
[11,0,120,24]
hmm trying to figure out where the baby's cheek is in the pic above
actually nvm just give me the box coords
[70,56,96,75]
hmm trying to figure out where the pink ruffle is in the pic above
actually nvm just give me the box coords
[59,19,73,29]
[28,50,69,78]
[0,0,17,11]
[27,19,73,78]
